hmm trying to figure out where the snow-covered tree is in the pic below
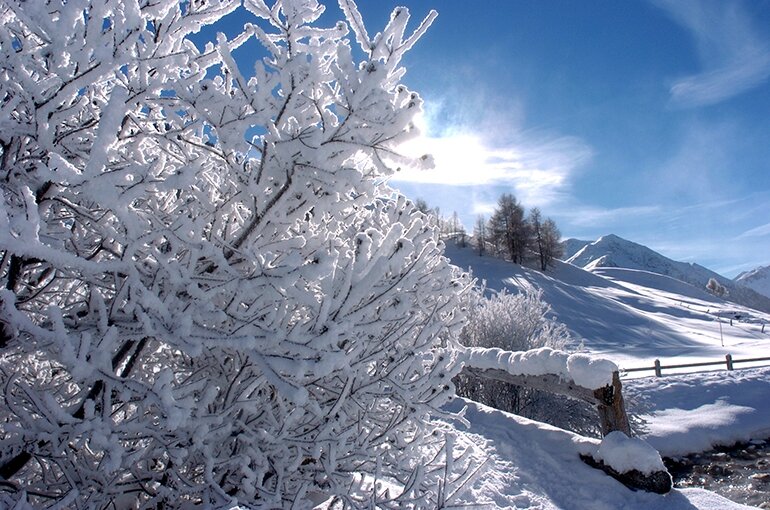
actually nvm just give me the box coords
[0,0,470,507]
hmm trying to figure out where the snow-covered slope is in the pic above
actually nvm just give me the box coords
[445,243,770,371]
[566,234,770,314]
[735,264,770,299]
[560,238,591,260]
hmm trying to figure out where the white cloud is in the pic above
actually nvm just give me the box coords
[391,122,592,208]
[653,0,770,107]
[471,201,497,216]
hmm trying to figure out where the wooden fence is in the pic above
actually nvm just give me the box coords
[462,366,630,437]
[622,354,770,377]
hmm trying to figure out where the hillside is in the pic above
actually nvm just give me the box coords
[735,264,770,299]
[566,234,770,314]
[445,242,770,371]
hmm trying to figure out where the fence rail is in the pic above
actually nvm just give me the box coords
[622,354,770,377]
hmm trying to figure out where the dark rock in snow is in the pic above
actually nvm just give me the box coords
[580,454,673,494]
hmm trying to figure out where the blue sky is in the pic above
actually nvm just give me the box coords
[207,1,770,277]
[341,0,770,278]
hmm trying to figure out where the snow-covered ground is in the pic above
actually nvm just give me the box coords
[447,397,756,509]
[442,367,770,509]
[443,242,770,508]
[627,367,770,457]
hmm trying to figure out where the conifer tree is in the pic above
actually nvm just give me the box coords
[541,217,563,270]
[488,193,527,263]
[528,208,561,271]
[529,208,547,270]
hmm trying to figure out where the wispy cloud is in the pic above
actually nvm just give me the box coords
[561,205,663,229]
[653,0,770,107]
[471,201,497,217]
[737,222,770,239]
[392,116,592,208]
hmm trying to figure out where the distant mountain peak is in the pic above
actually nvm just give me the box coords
[566,234,770,314]
[735,264,770,299]
[567,234,662,272]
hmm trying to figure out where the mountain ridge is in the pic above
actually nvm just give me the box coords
[560,238,592,260]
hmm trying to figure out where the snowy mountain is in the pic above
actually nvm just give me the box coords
[560,238,592,260]
[735,264,770,299]
[566,234,770,314]
[568,234,708,276]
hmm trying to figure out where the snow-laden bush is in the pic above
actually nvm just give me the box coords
[455,289,600,436]
[706,277,728,297]
[460,288,568,353]
[0,0,471,507]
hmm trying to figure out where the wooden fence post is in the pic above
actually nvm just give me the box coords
[654,359,661,377]
[594,371,631,436]
[725,353,733,370]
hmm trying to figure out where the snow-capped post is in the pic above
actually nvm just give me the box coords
[0,0,472,507]
[593,370,631,437]
[460,347,631,436]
